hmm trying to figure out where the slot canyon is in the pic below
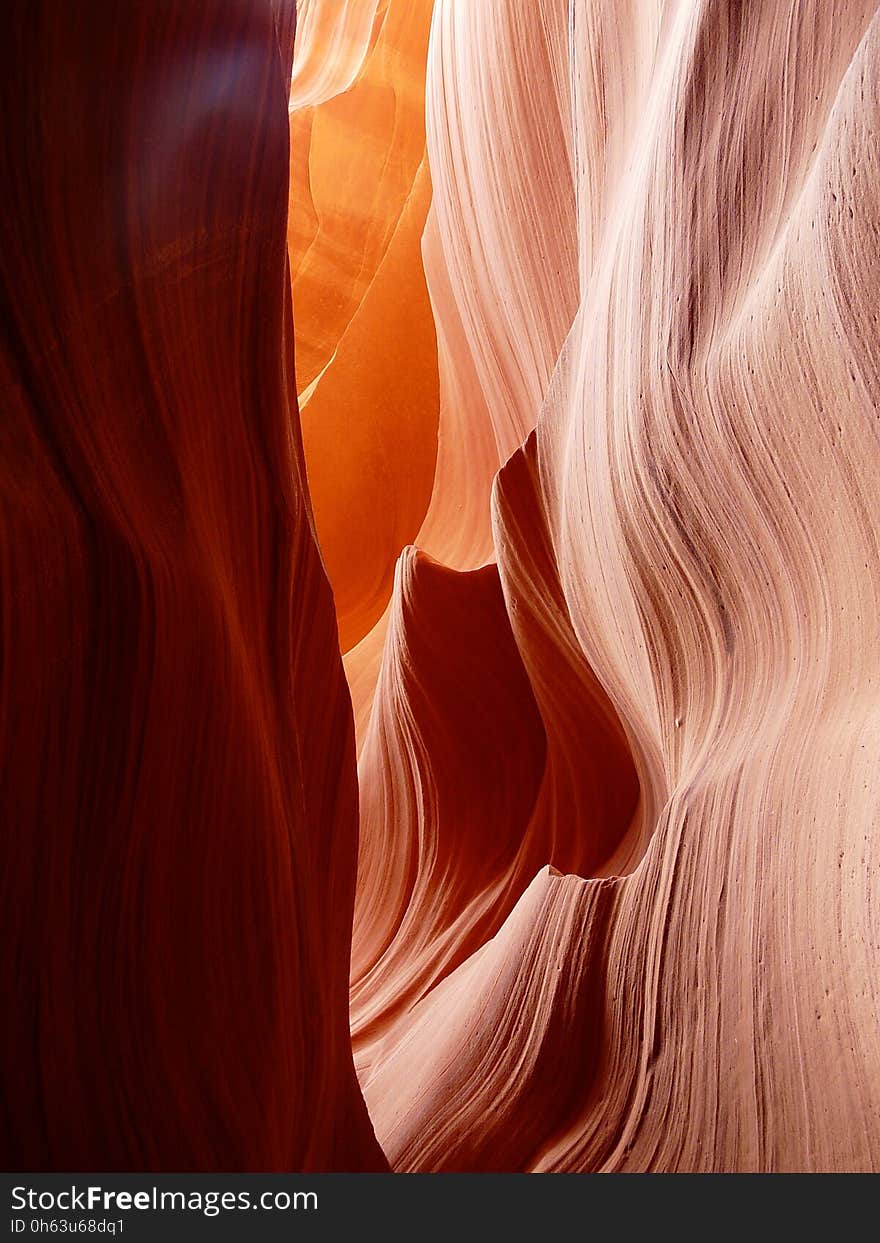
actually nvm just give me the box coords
[2,0,880,1172]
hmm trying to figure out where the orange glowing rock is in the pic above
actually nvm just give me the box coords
[288,0,439,653]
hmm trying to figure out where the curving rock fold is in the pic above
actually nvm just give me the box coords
[316,0,880,1172]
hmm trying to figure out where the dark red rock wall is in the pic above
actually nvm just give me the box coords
[0,0,385,1172]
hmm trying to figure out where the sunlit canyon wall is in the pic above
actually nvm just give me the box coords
[292,0,880,1172]
[2,0,879,1173]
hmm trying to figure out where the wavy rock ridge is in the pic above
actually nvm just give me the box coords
[296,0,880,1172]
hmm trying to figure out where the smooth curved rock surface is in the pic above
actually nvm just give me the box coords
[314,0,880,1172]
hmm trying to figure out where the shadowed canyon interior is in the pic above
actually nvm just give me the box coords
[2,0,879,1172]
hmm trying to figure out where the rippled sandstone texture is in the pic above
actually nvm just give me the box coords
[298,0,880,1172]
